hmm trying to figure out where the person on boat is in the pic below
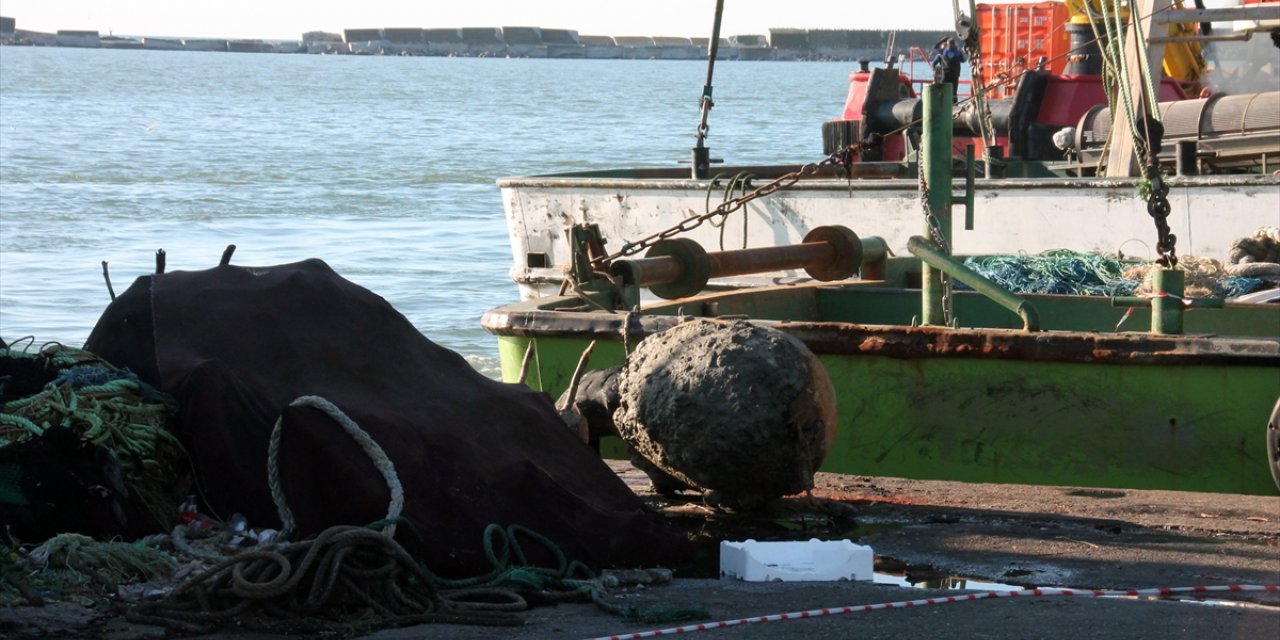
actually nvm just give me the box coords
[931,38,967,101]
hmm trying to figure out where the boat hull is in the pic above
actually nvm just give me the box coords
[500,171,1280,299]
[483,290,1280,496]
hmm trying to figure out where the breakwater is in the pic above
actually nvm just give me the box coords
[0,19,949,61]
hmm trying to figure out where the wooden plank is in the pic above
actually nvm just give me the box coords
[1105,0,1171,177]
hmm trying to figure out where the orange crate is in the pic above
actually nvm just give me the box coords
[977,2,1071,97]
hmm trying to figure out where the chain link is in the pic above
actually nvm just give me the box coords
[589,155,843,266]
[1144,166,1177,268]
[918,155,955,326]
[960,39,997,147]
[1138,111,1176,269]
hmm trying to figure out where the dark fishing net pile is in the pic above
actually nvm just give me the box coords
[0,340,188,541]
[962,251,1264,298]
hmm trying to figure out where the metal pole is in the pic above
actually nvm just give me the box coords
[692,0,725,179]
[921,81,954,326]
[1151,268,1185,334]
[909,236,1040,331]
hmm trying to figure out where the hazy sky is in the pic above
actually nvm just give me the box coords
[2,1,970,40]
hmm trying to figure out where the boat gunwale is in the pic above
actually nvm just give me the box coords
[497,170,1280,191]
[481,298,1280,368]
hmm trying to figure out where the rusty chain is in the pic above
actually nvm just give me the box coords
[1145,166,1177,268]
[917,158,955,326]
[1138,107,1176,268]
[589,154,848,267]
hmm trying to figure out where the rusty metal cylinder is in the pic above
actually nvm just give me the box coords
[1152,268,1185,335]
[610,225,866,299]
[1076,91,1280,170]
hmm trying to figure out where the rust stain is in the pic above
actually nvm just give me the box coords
[806,488,923,505]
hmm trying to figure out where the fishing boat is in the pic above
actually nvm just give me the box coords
[483,1,1280,496]
[484,85,1280,496]
[500,0,1280,300]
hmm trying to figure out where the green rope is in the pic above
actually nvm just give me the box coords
[127,522,523,634]
[0,412,43,437]
[1130,1,1164,126]
[29,533,178,582]
[437,523,706,623]
[706,172,754,251]
[1102,0,1140,151]
[0,345,188,530]
[0,534,177,606]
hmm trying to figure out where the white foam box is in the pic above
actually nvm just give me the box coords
[719,538,873,582]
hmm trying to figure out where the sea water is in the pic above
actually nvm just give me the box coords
[1,46,879,377]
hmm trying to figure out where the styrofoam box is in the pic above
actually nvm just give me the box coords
[720,538,873,582]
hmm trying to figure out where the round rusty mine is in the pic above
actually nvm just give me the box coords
[614,319,838,510]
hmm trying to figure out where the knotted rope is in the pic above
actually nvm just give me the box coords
[131,394,699,632]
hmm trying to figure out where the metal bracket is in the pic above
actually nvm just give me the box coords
[952,144,977,230]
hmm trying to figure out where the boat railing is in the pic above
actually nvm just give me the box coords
[907,236,1041,333]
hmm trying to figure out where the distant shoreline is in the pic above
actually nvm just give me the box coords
[0,22,952,62]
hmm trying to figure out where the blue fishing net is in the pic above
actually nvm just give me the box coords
[961,251,1140,296]
[1219,276,1265,297]
[960,251,1266,298]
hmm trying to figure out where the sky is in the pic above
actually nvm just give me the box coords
[1,1,969,41]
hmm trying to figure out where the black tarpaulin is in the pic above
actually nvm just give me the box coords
[85,258,688,576]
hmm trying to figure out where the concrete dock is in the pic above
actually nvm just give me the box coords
[0,16,949,62]
[1,462,1275,639]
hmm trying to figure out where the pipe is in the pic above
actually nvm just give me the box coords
[1152,7,1280,24]
[615,241,845,289]
[869,97,1014,137]
[610,227,873,300]
[921,82,954,327]
[908,236,1042,332]
[1111,269,1224,334]
[692,0,725,179]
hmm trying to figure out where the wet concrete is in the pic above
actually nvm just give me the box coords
[2,462,1277,639]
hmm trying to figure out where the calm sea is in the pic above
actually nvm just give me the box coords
[0,46,868,376]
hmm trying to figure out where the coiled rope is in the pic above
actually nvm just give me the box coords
[0,341,186,529]
[129,396,519,632]
[587,584,1280,640]
[706,172,755,251]
[130,395,702,633]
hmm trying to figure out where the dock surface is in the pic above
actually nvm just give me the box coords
[3,462,1277,639]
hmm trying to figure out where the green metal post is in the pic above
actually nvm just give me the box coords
[921,82,954,326]
[1152,268,1185,334]
[908,236,1041,331]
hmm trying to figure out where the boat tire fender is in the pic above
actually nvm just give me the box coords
[1267,397,1280,493]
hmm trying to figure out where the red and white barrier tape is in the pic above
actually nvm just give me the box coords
[1114,290,1192,330]
[586,584,1280,640]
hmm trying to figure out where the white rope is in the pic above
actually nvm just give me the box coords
[268,395,404,539]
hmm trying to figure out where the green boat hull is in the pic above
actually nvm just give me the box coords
[486,286,1280,496]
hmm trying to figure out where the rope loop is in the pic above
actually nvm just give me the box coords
[268,395,404,540]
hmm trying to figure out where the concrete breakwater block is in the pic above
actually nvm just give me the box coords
[720,539,873,582]
[614,319,837,510]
